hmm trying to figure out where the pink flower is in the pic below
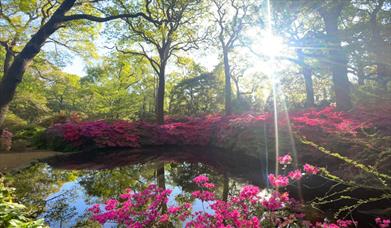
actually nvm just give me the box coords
[88,204,100,214]
[202,182,215,189]
[192,190,215,201]
[119,193,130,199]
[239,185,260,199]
[288,169,302,180]
[268,174,289,187]
[303,163,319,175]
[159,214,169,223]
[168,206,181,214]
[376,217,390,228]
[278,154,292,165]
[104,199,118,210]
[193,175,209,184]
[337,219,357,227]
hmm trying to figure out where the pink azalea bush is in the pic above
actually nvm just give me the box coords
[0,128,13,151]
[48,106,365,151]
[88,158,367,227]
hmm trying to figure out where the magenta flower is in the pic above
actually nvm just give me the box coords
[337,219,357,227]
[202,182,216,189]
[193,175,209,184]
[192,190,215,201]
[159,214,169,223]
[375,217,390,228]
[288,169,302,181]
[303,164,319,174]
[168,206,181,214]
[88,204,100,214]
[239,185,260,198]
[278,154,292,165]
[268,174,289,187]
[104,199,118,210]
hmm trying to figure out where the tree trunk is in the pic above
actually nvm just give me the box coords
[156,68,165,124]
[297,49,315,107]
[234,78,240,101]
[303,67,315,107]
[157,162,166,189]
[357,67,365,86]
[156,161,166,212]
[223,48,232,115]
[320,5,352,111]
[0,0,77,114]
[369,0,389,90]
[222,173,229,202]
[0,105,9,128]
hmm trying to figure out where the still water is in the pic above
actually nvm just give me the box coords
[5,147,265,227]
[4,147,386,227]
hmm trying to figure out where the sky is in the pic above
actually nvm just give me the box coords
[63,55,86,76]
[61,41,221,78]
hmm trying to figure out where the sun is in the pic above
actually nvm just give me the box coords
[247,28,287,58]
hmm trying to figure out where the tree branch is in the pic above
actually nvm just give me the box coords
[62,12,162,24]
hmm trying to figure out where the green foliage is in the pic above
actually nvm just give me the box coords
[0,177,47,228]
[2,112,28,132]
[5,164,79,214]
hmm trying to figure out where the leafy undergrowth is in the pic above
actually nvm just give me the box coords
[0,177,47,227]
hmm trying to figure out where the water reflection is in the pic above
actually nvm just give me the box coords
[5,156,249,226]
[5,163,78,216]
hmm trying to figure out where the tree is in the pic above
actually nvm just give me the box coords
[80,53,151,120]
[361,0,390,89]
[112,0,204,124]
[211,0,255,115]
[316,1,353,110]
[0,0,161,127]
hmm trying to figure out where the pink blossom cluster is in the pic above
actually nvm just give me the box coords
[303,163,319,175]
[88,184,175,227]
[268,174,289,187]
[376,217,390,228]
[278,154,292,165]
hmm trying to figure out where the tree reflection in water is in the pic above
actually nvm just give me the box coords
[5,158,249,226]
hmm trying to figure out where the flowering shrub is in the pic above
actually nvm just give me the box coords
[47,106,365,151]
[89,158,366,227]
[0,128,13,151]
[290,106,362,135]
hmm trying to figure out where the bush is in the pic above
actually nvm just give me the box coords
[0,177,47,227]
[2,113,27,132]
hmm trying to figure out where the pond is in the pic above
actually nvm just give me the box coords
[2,147,388,227]
[4,147,268,227]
